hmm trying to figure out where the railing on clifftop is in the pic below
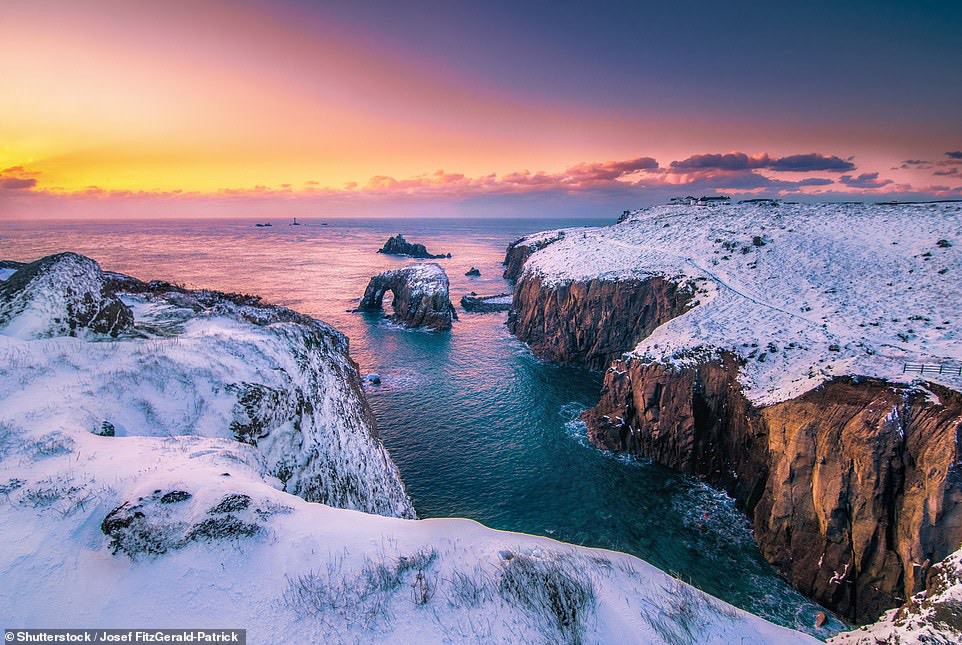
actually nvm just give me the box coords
[903,363,962,377]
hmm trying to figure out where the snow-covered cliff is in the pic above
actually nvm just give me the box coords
[0,252,414,518]
[513,202,962,404]
[507,202,962,628]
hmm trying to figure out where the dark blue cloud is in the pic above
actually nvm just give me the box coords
[946,151,962,160]
[670,152,854,173]
[839,172,893,189]
[670,153,760,171]
[767,153,855,172]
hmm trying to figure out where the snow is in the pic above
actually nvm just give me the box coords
[0,254,413,519]
[378,262,450,297]
[0,267,17,281]
[519,202,962,405]
[0,254,817,643]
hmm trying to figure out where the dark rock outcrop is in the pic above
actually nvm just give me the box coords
[585,357,962,624]
[377,234,451,259]
[465,267,481,277]
[507,274,693,370]
[460,292,512,313]
[358,264,457,330]
[101,490,275,559]
[502,232,566,281]
[0,252,134,338]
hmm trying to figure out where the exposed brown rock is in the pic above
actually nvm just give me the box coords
[584,355,962,623]
[507,274,692,370]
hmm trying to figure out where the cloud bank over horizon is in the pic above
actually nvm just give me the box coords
[3,149,961,220]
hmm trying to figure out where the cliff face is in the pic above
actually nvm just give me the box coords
[757,379,962,622]
[507,274,692,370]
[585,356,962,623]
[830,545,962,643]
[358,264,458,330]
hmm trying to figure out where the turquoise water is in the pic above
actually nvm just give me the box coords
[0,216,844,637]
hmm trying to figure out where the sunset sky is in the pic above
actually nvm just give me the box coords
[1,0,961,218]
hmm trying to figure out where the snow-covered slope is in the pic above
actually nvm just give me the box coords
[519,202,962,405]
[0,253,816,643]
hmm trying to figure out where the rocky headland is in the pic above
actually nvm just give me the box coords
[358,263,458,330]
[505,202,962,626]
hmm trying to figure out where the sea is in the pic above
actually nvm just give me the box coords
[0,216,846,637]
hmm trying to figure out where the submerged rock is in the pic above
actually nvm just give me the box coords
[377,234,451,259]
[357,264,458,330]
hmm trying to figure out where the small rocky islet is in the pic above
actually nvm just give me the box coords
[377,233,451,259]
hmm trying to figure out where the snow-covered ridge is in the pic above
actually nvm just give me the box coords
[518,202,962,405]
[0,252,817,642]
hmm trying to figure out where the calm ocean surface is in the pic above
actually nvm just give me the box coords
[0,216,844,636]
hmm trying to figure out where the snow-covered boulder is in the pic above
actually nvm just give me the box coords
[358,263,458,330]
[0,252,134,338]
[831,546,962,643]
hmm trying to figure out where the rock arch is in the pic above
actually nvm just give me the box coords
[358,264,457,330]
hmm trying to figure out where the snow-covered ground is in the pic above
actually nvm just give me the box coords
[0,253,815,643]
[830,547,962,644]
[519,202,962,405]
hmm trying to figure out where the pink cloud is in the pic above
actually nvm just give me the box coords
[0,166,40,190]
